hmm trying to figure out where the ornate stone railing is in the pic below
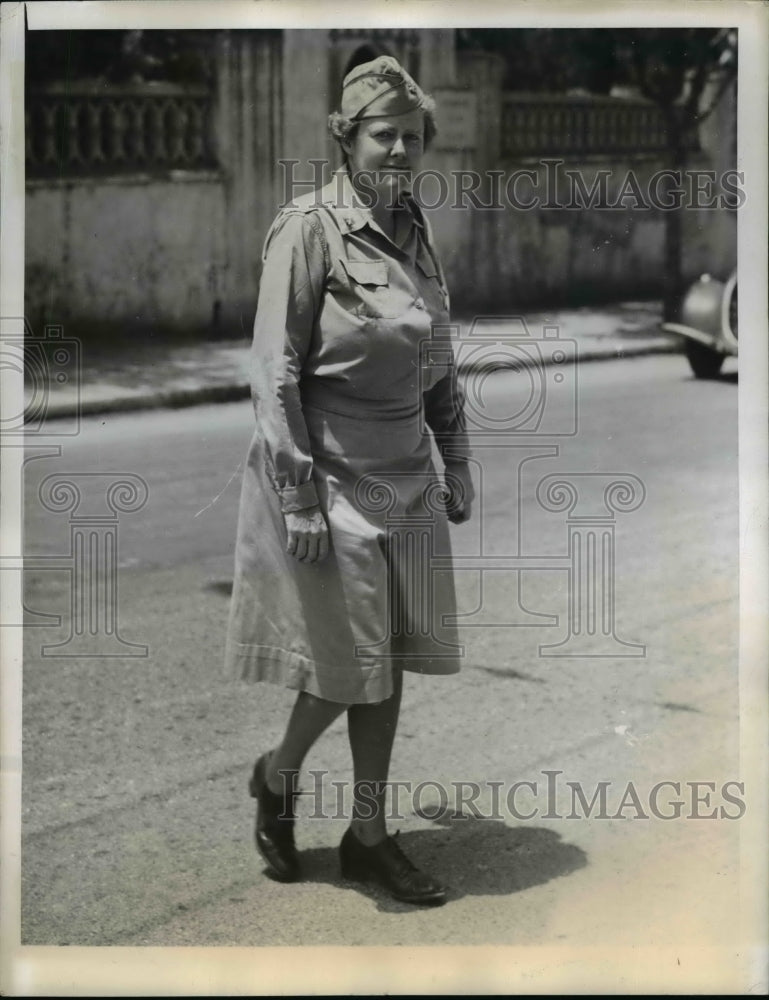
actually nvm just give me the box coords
[26,82,217,177]
[501,93,699,159]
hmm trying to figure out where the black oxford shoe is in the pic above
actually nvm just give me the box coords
[339,827,447,905]
[248,752,300,882]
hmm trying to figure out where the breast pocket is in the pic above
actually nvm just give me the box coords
[339,258,404,320]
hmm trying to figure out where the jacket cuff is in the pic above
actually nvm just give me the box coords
[439,440,472,465]
[277,481,320,513]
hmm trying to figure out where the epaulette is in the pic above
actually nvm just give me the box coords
[276,184,337,215]
[261,187,337,263]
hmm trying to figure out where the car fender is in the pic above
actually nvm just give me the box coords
[661,272,738,357]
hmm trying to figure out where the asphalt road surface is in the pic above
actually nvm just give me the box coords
[19,355,743,971]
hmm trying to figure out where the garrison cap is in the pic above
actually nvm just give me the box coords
[341,55,427,120]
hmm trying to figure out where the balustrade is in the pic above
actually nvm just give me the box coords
[501,94,698,159]
[26,83,216,177]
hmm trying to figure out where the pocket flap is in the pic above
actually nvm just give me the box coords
[341,258,388,286]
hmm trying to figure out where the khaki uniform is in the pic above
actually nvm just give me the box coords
[224,172,471,704]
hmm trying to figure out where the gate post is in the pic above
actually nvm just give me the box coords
[213,29,284,332]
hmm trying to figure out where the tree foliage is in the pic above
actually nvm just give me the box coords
[459,27,738,313]
[25,29,217,87]
[457,28,623,94]
[457,27,736,110]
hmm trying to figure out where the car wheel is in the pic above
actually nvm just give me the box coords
[685,340,725,379]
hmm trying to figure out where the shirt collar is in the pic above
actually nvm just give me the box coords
[321,169,424,236]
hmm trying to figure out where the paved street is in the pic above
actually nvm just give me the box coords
[24,301,676,420]
[20,355,741,967]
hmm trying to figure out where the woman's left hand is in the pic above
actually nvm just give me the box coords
[284,505,329,562]
[444,463,474,524]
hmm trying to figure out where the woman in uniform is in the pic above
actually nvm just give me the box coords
[225,56,474,905]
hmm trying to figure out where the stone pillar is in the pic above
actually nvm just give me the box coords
[456,50,505,171]
[415,29,457,91]
[213,29,284,334]
[439,50,505,308]
[696,68,738,279]
[283,30,333,177]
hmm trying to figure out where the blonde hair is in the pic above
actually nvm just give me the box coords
[327,96,438,153]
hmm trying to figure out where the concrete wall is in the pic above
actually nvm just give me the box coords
[427,151,736,311]
[423,54,737,311]
[24,32,737,335]
[25,173,227,337]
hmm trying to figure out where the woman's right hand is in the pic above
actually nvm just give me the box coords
[284,505,329,563]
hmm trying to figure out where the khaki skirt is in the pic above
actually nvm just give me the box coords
[224,392,462,704]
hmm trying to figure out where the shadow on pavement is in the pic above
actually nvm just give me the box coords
[684,370,738,385]
[291,815,587,913]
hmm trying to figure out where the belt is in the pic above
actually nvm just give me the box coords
[300,381,421,421]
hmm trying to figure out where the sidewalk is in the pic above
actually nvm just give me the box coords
[26,301,680,421]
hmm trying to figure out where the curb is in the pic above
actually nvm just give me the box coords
[30,339,682,423]
[455,338,680,373]
[39,382,252,422]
